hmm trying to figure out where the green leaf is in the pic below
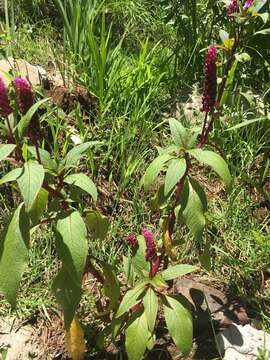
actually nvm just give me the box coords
[17,161,45,211]
[181,179,206,240]
[188,149,231,187]
[116,281,147,318]
[132,235,150,277]
[0,168,22,185]
[28,188,48,226]
[16,98,49,137]
[101,261,120,310]
[149,274,168,290]
[56,211,88,283]
[169,118,189,148]
[125,310,149,360]
[162,264,198,281]
[143,288,158,332]
[253,28,270,36]
[64,173,97,201]
[164,158,186,196]
[226,117,268,131]
[141,153,174,192]
[52,267,81,329]
[199,241,211,271]
[84,210,109,239]
[0,203,30,306]
[163,295,193,357]
[63,142,98,167]
[0,144,16,162]
[27,146,57,170]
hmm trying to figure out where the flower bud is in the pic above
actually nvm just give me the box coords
[243,0,253,10]
[0,76,12,117]
[127,234,138,248]
[202,46,217,113]
[227,0,240,15]
[14,77,34,114]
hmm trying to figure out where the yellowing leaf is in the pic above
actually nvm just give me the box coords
[224,38,235,50]
[66,317,86,360]
[163,219,177,260]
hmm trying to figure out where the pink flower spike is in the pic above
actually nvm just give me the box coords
[142,228,156,261]
[14,77,34,114]
[227,0,240,15]
[0,76,12,117]
[202,46,217,113]
[243,0,253,10]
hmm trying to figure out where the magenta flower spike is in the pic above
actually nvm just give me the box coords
[243,0,253,10]
[141,228,156,261]
[0,75,12,117]
[227,0,240,15]
[14,77,34,114]
[202,46,217,113]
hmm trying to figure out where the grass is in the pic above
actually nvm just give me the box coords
[0,0,269,358]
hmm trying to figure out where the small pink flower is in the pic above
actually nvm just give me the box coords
[202,46,217,113]
[0,76,12,117]
[227,0,240,15]
[243,0,253,10]
[14,77,34,114]
[142,228,156,261]
[127,234,138,248]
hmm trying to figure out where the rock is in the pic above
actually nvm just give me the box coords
[175,277,249,332]
[0,57,48,87]
[217,323,270,359]
[0,317,37,360]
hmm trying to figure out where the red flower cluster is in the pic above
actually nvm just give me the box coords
[227,0,240,15]
[127,234,138,248]
[0,76,12,117]
[202,46,217,113]
[14,77,34,114]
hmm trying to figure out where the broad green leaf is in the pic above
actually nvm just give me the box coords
[189,178,207,212]
[163,295,193,356]
[164,158,186,196]
[181,179,206,240]
[52,267,81,329]
[220,59,238,107]
[16,98,49,137]
[141,153,174,192]
[116,281,147,318]
[0,203,30,306]
[64,173,97,201]
[0,144,16,162]
[132,235,150,277]
[146,333,156,351]
[169,118,189,148]
[125,310,149,360]
[101,261,120,310]
[27,146,57,170]
[151,184,169,211]
[0,167,22,185]
[84,210,109,239]
[143,288,158,332]
[188,149,231,187]
[28,188,49,226]
[56,211,88,283]
[63,142,98,167]
[17,161,45,211]
[253,28,270,36]
[162,264,198,281]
